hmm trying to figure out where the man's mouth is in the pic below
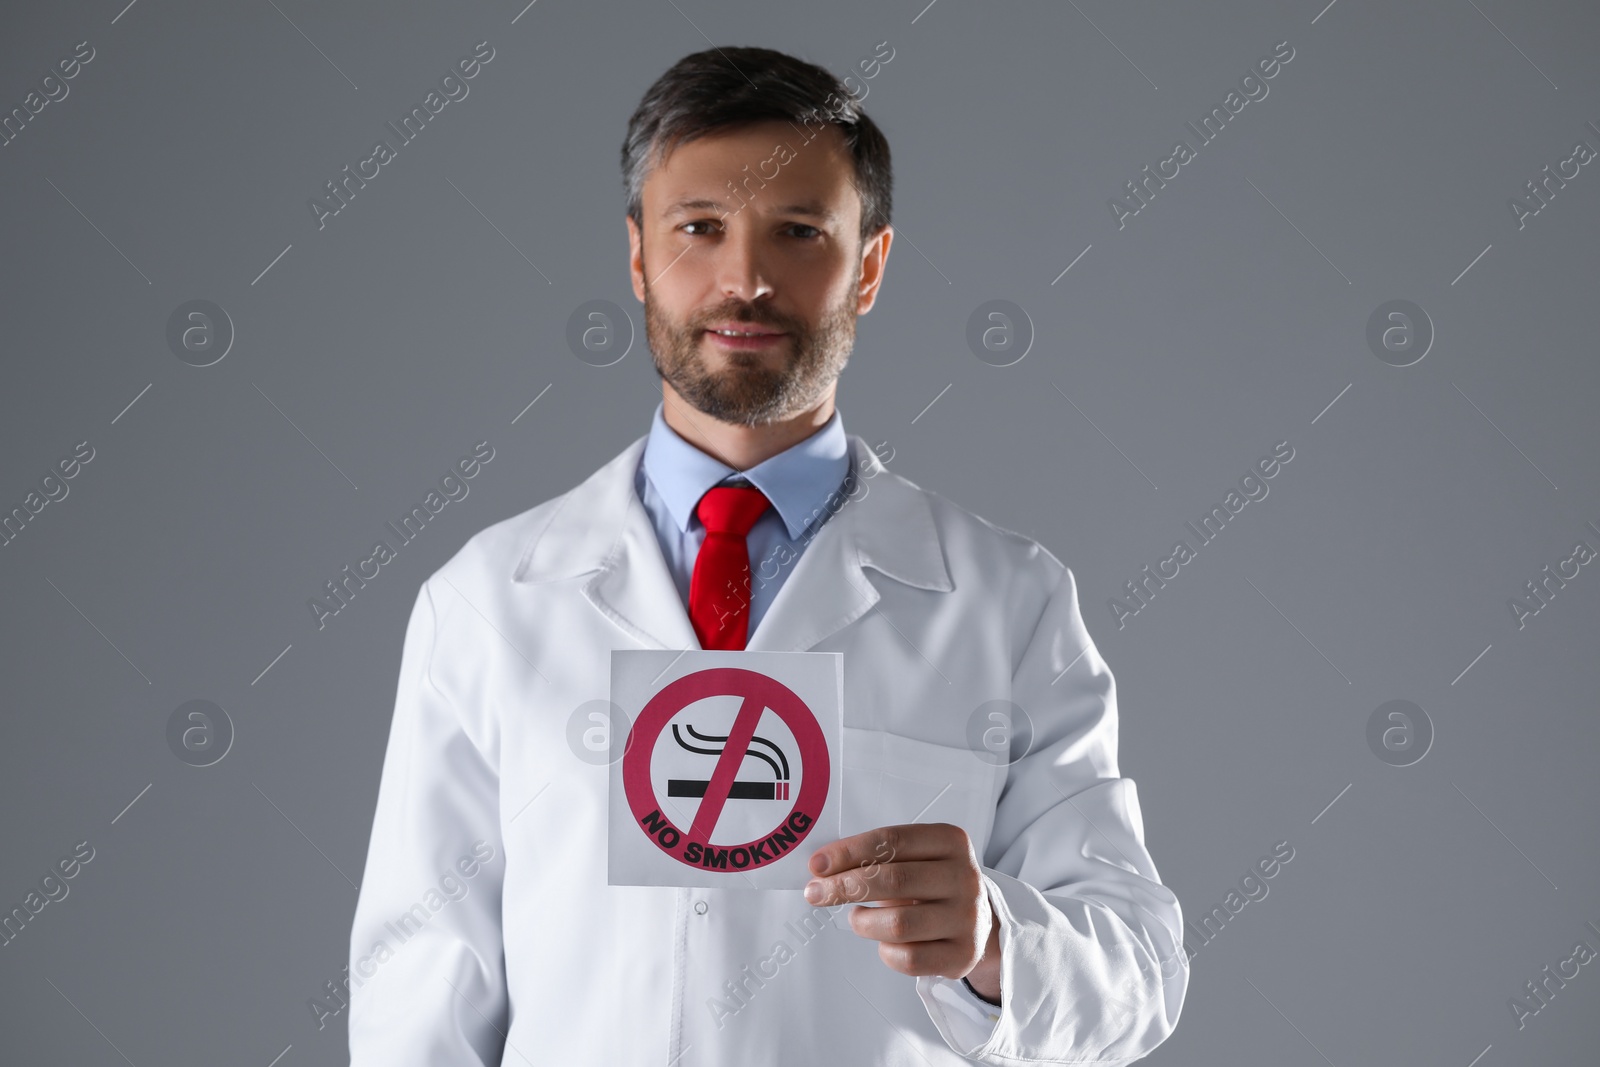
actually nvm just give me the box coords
[702,324,789,350]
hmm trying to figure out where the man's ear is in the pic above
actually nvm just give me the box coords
[856,225,893,315]
[627,214,646,303]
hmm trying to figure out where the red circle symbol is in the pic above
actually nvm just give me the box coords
[623,667,829,872]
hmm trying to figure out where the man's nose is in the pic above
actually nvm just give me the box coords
[714,228,775,302]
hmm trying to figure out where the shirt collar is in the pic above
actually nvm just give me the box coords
[639,399,850,541]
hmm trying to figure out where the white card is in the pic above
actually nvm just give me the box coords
[608,649,843,889]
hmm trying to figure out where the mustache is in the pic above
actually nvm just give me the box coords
[693,308,793,331]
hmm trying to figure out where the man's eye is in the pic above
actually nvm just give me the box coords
[679,221,821,239]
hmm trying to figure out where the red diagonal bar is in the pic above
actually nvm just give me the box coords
[686,695,764,843]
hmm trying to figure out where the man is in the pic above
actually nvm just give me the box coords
[348,45,1188,1065]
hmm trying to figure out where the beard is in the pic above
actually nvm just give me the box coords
[643,260,860,428]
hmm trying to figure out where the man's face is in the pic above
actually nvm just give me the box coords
[627,119,891,427]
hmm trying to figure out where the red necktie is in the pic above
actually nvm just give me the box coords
[688,484,771,650]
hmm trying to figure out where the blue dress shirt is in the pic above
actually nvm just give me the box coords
[633,400,851,644]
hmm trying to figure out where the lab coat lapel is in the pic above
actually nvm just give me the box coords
[511,433,699,651]
[746,435,951,651]
[511,431,952,654]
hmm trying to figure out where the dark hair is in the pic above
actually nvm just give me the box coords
[621,46,892,245]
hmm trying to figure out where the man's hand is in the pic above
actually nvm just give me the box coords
[804,822,1003,1002]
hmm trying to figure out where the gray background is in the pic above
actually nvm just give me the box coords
[2,0,1597,1064]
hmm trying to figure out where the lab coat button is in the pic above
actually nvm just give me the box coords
[693,899,708,915]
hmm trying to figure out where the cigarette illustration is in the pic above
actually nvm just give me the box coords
[667,723,792,801]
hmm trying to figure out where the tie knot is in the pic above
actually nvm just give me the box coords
[696,484,770,538]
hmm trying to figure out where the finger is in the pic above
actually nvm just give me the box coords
[807,822,967,879]
[847,901,967,944]
[877,938,975,980]
[804,858,974,906]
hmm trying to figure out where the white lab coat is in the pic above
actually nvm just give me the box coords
[347,431,1189,1065]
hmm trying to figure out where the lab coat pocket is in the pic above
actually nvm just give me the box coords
[833,726,1001,929]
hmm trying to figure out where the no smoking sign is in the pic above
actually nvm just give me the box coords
[608,650,843,889]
